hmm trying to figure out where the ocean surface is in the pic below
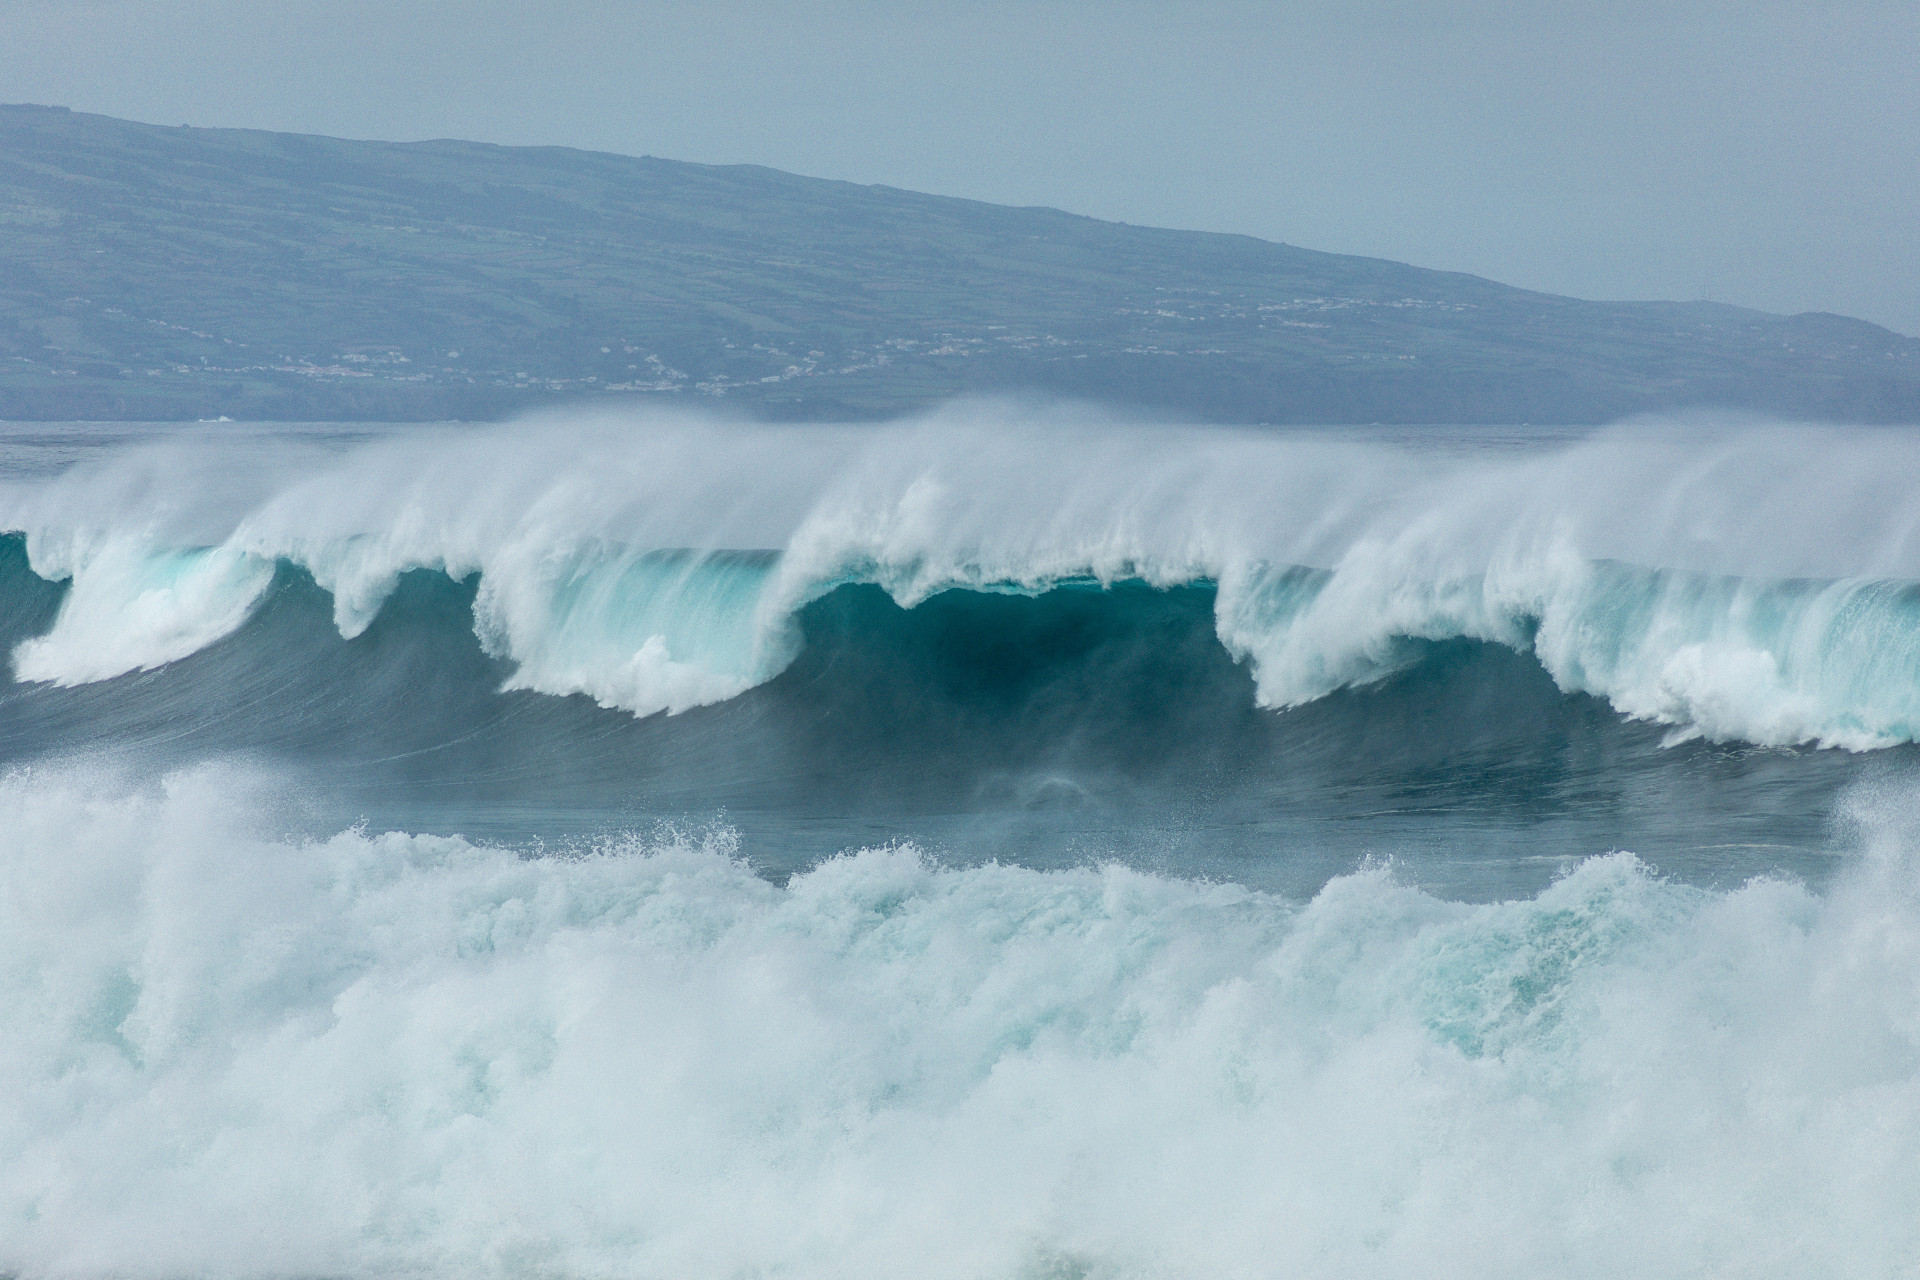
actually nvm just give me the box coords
[3,404,1918,1278]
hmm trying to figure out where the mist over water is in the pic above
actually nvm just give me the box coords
[3,402,1920,1276]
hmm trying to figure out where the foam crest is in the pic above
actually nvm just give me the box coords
[3,762,1919,1277]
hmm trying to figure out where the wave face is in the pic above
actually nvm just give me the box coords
[3,762,1919,1278]
[2,408,1917,887]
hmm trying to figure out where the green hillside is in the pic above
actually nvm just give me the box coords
[3,103,1916,423]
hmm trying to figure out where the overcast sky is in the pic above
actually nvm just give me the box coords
[4,0,1916,334]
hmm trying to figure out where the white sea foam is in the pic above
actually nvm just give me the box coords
[4,403,1920,742]
[2,761,1918,1277]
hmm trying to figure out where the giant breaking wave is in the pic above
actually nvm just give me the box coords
[6,405,1920,750]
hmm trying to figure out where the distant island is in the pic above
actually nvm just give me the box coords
[3,103,1916,424]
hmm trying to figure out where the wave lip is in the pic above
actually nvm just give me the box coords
[478,547,790,716]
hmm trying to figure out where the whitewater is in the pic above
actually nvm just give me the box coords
[3,403,1920,1277]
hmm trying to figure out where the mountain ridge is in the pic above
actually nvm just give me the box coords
[3,103,1916,423]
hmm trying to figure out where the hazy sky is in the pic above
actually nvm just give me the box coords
[4,0,1916,333]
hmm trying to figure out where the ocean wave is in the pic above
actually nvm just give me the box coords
[1221,555,1920,750]
[2,761,1917,1277]
[5,405,1920,747]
